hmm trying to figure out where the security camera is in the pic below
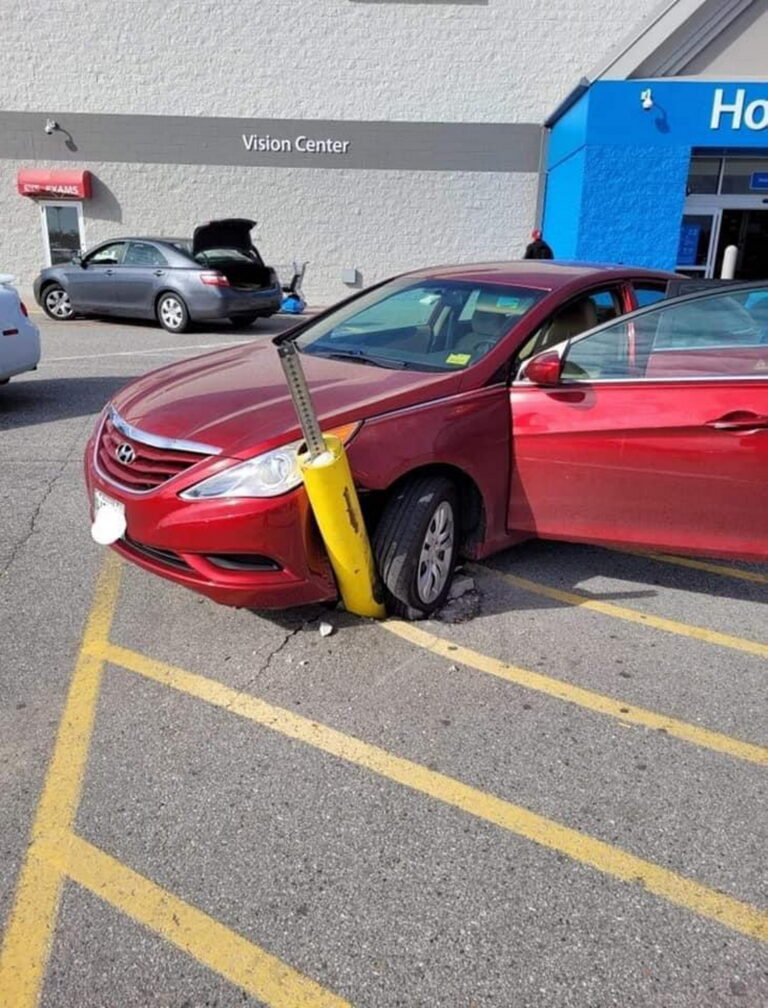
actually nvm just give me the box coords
[44,118,59,135]
[640,89,653,111]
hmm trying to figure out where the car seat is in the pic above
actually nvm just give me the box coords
[451,292,518,357]
[543,299,599,346]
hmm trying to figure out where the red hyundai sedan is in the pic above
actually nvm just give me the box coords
[85,263,768,617]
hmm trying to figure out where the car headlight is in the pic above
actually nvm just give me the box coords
[179,423,360,500]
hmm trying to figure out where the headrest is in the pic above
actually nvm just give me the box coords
[471,291,523,339]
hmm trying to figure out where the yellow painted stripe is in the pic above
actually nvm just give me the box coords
[0,554,122,1008]
[102,642,768,944]
[473,565,768,659]
[619,549,768,586]
[382,621,767,765]
[43,834,349,1008]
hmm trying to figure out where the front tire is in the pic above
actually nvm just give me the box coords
[156,293,190,333]
[373,475,458,618]
[41,284,74,321]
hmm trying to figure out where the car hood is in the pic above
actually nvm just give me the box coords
[110,340,459,458]
[192,218,256,255]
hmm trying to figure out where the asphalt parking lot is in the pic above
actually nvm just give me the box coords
[1,314,766,1008]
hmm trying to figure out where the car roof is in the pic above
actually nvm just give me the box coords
[404,261,677,291]
[97,237,189,245]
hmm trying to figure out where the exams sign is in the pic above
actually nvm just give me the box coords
[242,133,351,155]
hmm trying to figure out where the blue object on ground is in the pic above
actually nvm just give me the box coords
[281,294,306,314]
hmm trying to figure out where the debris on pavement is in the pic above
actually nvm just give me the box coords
[448,575,475,600]
[319,621,335,637]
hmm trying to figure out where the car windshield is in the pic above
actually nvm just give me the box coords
[295,278,544,372]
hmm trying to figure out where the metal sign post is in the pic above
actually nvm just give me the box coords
[277,341,386,619]
[277,342,326,459]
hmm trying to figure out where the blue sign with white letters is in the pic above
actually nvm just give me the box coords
[750,171,768,190]
[677,225,701,266]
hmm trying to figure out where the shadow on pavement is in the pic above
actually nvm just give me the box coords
[252,536,767,631]
[0,375,137,430]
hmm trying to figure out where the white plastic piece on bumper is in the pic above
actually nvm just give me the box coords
[91,508,127,545]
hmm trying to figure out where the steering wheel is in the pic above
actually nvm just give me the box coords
[471,339,497,357]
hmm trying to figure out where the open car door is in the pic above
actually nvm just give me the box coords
[507,284,768,562]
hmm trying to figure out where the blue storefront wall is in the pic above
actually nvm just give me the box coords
[543,80,768,269]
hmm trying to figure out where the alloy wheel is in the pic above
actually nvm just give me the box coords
[416,501,455,604]
[159,297,184,330]
[45,287,73,319]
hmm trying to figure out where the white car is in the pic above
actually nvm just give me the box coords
[0,275,40,385]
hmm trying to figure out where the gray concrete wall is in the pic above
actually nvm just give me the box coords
[1,0,660,305]
[4,158,539,304]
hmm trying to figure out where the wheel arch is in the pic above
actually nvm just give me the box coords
[154,287,186,309]
[364,462,486,552]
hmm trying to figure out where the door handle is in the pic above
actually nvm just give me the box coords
[154,269,165,276]
[705,410,768,430]
[105,269,114,276]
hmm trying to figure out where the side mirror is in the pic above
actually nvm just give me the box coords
[71,253,84,268]
[522,350,563,386]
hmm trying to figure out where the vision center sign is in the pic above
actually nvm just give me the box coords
[243,133,351,155]
[0,110,541,175]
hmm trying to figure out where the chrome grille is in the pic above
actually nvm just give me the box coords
[96,409,217,492]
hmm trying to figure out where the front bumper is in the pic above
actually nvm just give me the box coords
[85,431,337,609]
[187,285,283,321]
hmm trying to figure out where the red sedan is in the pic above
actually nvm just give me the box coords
[85,263,768,617]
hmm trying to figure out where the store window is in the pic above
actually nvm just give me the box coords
[40,202,85,266]
[686,157,721,195]
[721,158,768,195]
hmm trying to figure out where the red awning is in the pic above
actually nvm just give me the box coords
[16,169,92,199]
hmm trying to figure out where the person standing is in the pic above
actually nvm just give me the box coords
[523,229,554,260]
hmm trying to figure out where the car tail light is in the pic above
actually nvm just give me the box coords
[19,301,28,316]
[199,272,230,287]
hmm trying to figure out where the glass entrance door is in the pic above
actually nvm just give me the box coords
[714,209,768,280]
[40,202,85,266]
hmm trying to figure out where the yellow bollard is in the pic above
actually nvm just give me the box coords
[298,434,386,620]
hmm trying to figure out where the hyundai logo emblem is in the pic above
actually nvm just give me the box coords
[116,442,136,465]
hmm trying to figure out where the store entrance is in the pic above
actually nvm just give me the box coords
[715,209,768,280]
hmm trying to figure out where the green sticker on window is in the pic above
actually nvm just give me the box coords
[446,352,471,365]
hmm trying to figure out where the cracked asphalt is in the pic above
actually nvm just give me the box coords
[1,315,767,1008]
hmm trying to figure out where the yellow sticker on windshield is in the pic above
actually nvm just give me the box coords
[445,353,471,365]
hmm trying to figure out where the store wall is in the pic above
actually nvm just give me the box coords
[5,159,539,303]
[1,0,661,302]
[544,79,768,271]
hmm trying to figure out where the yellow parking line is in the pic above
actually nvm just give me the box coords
[0,554,122,1008]
[102,641,768,944]
[382,621,767,765]
[473,565,768,659]
[617,549,768,585]
[42,833,350,1008]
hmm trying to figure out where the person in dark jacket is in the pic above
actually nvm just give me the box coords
[523,229,554,260]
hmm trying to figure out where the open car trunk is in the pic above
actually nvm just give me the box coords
[192,218,275,290]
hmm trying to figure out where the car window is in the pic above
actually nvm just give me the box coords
[86,242,127,266]
[515,286,622,365]
[633,284,667,308]
[195,248,259,264]
[124,242,167,267]
[296,279,544,372]
[559,285,768,381]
